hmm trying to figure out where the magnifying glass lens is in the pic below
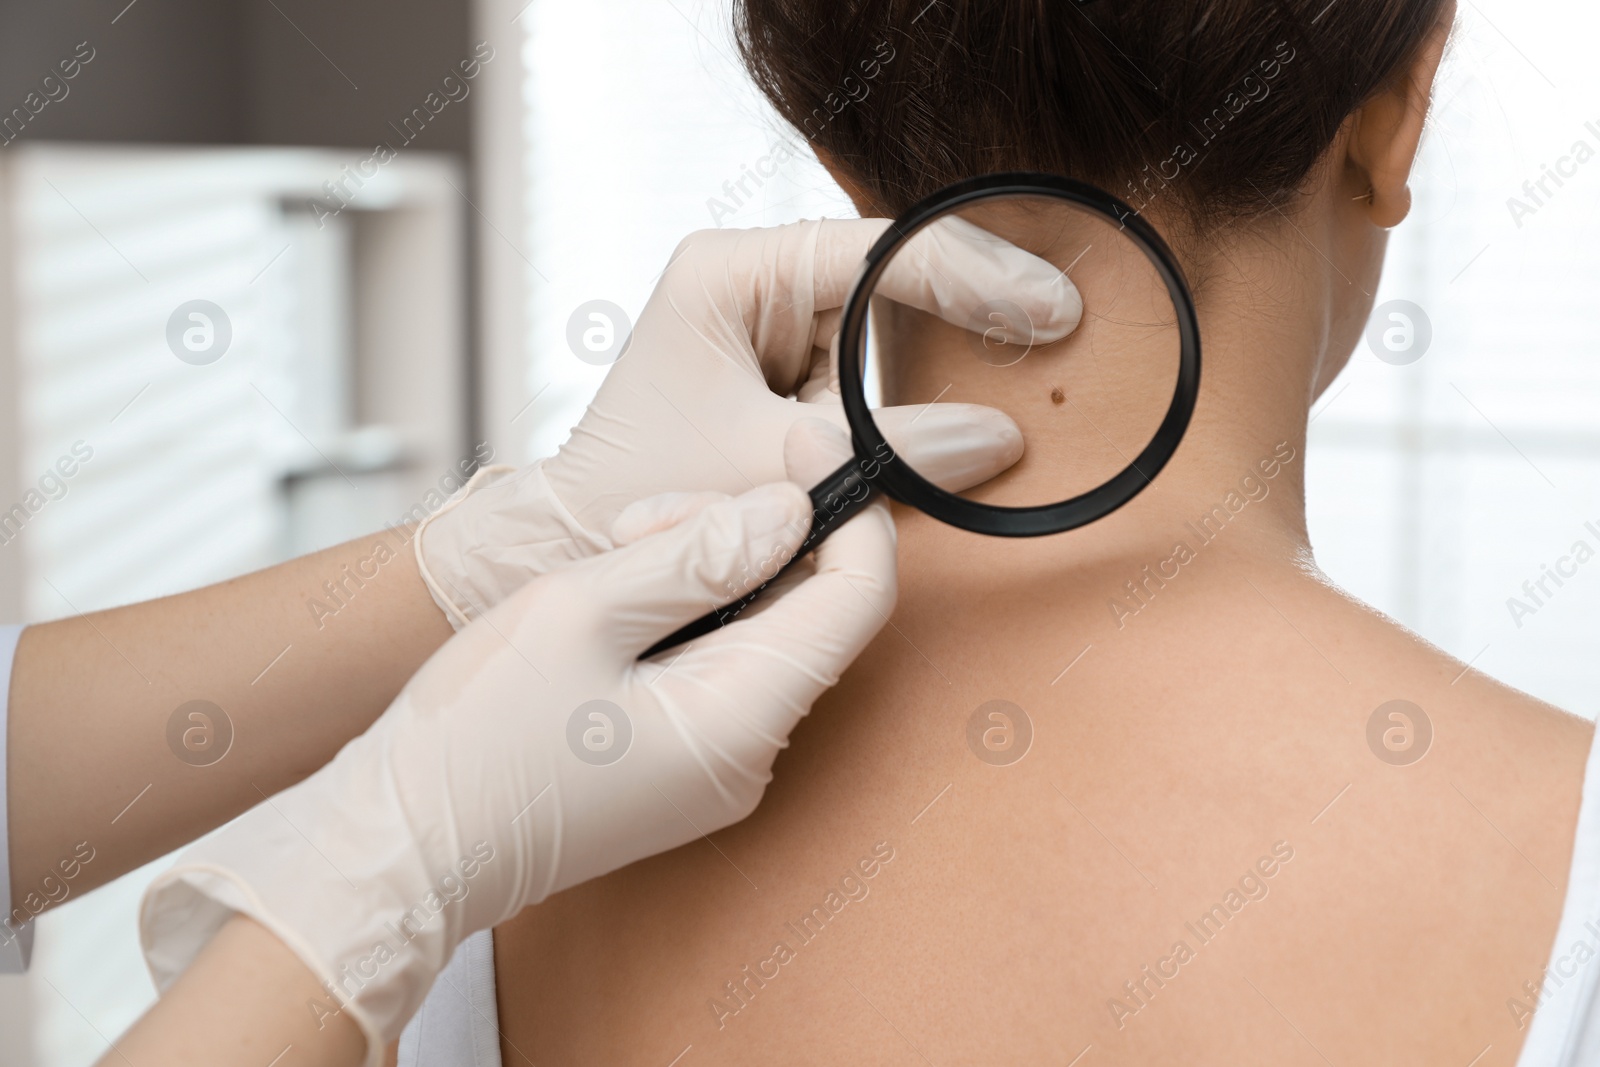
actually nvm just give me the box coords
[863,193,1184,511]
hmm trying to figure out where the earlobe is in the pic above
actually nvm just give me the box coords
[1371,181,1413,230]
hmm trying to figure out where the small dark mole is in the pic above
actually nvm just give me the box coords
[1050,386,1065,405]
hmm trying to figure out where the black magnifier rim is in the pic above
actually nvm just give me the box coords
[837,171,1202,537]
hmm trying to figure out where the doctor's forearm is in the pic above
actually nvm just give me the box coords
[6,525,454,916]
[99,913,368,1067]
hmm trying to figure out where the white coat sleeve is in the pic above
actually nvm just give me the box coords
[0,624,30,973]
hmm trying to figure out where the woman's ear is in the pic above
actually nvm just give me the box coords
[1346,2,1456,228]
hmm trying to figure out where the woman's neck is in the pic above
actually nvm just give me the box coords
[877,227,1331,575]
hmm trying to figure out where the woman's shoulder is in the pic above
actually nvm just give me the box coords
[1304,564,1593,761]
[1286,563,1593,867]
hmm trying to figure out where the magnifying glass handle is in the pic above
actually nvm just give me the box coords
[637,458,881,660]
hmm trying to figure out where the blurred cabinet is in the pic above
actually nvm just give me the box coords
[0,144,470,622]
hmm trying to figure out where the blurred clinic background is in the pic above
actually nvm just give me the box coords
[0,0,1597,1062]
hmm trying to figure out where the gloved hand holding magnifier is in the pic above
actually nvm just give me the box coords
[645,172,1203,657]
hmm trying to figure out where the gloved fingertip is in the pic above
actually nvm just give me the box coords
[1034,276,1085,341]
[900,402,1022,452]
[985,407,1026,467]
[873,403,1023,491]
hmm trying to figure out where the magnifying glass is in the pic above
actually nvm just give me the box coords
[641,171,1201,659]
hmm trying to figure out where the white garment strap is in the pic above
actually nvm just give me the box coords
[0,623,31,973]
[396,929,503,1067]
[1517,722,1600,1065]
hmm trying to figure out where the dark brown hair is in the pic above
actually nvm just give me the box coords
[734,0,1449,226]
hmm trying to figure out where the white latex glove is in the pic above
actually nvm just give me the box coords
[417,216,1082,628]
[141,421,896,1065]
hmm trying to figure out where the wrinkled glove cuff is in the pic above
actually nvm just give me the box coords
[414,462,609,631]
[414,464,518,629]
[138,725,487,1065]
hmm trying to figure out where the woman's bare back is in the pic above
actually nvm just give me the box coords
[494,497,1590,1066]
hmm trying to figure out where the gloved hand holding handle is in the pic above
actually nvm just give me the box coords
[416,217,1082,628]
[139,422,896,1066]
